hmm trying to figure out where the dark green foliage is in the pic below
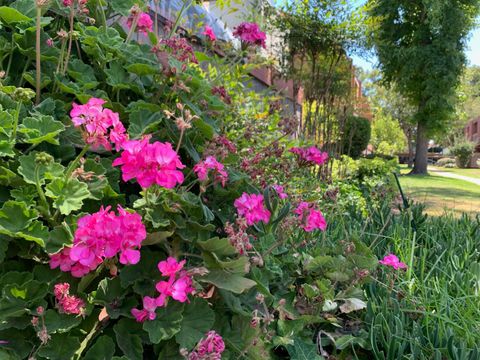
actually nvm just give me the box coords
[451,141,475,168]
[342,116,372,158]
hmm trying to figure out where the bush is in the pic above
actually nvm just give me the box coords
[436,157,457,167]
[342,116,372,159]
[451,142,475,168]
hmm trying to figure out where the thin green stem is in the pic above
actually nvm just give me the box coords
[63,1,75,74]
[73,320,100,360]
[10,101,22,142]
[169,0,193,38]
[125,14,139,43]
[35,165,54,225]
[35,6,42,104]
[65,145,89,179]
[175,128,185,153]
[5,35,14,80]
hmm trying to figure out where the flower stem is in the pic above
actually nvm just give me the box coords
[73,320,100,360]
[10,101,22,142]
[35,6,41,104]
[35,164,53,222]
[63,1,75,74]
[176,128,185,153]
[65,145,89,179]
[125,14,139,43]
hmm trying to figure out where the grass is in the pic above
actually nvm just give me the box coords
[397,166,480,216]
[429,166,480,178]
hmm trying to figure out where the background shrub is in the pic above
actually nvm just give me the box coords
[451,141,475,168]
[436,157,457,167]
[341,115,372,159]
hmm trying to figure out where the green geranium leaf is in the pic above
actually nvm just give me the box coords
[19,115,65,145]
[287,338,324,360]
[0,6,30,24]
[125,63,158,76]
[143,302,184,344]
[16,220,49,247]
[18,152,64,185]
[0,201,38,234]
[44,309,82,334]
[45,178,90,215]
[175,298,215,349]
[198,237,237,257]
[37,334,80,360]
[84,335,116,360]
[128,108,163,138]
[46,224,73,254]
[199,270,256,294]
[110,0,138,16]
[114,319,143,360]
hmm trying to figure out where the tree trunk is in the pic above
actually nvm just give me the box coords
[407,128,414,168]
[410,121,428,174]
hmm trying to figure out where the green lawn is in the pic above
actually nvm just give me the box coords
[399,172,480,216]
[429,166,480,178]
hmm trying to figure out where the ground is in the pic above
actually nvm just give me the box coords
[398,165,480,216]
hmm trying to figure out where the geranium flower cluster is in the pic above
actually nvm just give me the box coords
[294,202,327,232]
[272,184,288,199]
[127,12,153,34]
[211,86,232,104]
[289,146,329,166]
[203,134,237,160]
[70,98,128,151]
[187,331,225,360]
[233,22,267,48]
[53,283,85,316]
[234,193,271,226]
[63,0,88,14]
[50,206,146,277]
[131,258,194,322]
[379,254,407,270]
[158,37,198,64]
[113,136,185,189]
[225,218,252,255]
[194,156,228,187]
[203,26,216,41]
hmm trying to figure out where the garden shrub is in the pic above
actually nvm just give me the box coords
[342,115,372,159]
[451,141,475,168]
[436,157,457,167]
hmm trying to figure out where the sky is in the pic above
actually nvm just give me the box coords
[352,23,480,71]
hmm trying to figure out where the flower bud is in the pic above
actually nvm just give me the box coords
[35,152,54,166]
[12,87,35,103]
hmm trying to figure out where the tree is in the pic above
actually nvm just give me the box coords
[371,111,406,155]
[342,115,372,158]
[367,0,479,174]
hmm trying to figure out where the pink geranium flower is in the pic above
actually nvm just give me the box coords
[294,202,327,232]
[272,184,288,199]
[233,22,266,48]
[379,254,407,270]
[234,193,271,226]
[131,296,157,322]
[158,257,186,277]
[127,12,153,34]
[289,146,328,166]
[54,283,85,316]
[203,26,216,41]
[113,136,185,189]
[193,156,228,187]
[188,331,225,359]
[49,206,146,277]
[70,98,128,151]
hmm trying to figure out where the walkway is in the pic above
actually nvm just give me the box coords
[429,168,480,186]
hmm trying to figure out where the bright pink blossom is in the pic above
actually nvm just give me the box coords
[272,184,288,199]
[188,331,225,360]
[294,202,327,232]
[49,206,146,277]
[234,193,271,226]
[113,136,185,189]
[127,12,153,34]
[54,283,85,316]
[70,98,128,151]
[233,22,266,48]
[289,146,328,166]
[194,156,228,187]
[131,296,157,322]
[203,26,216,41]
[155,259,194,304]
[379,254,407,270]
